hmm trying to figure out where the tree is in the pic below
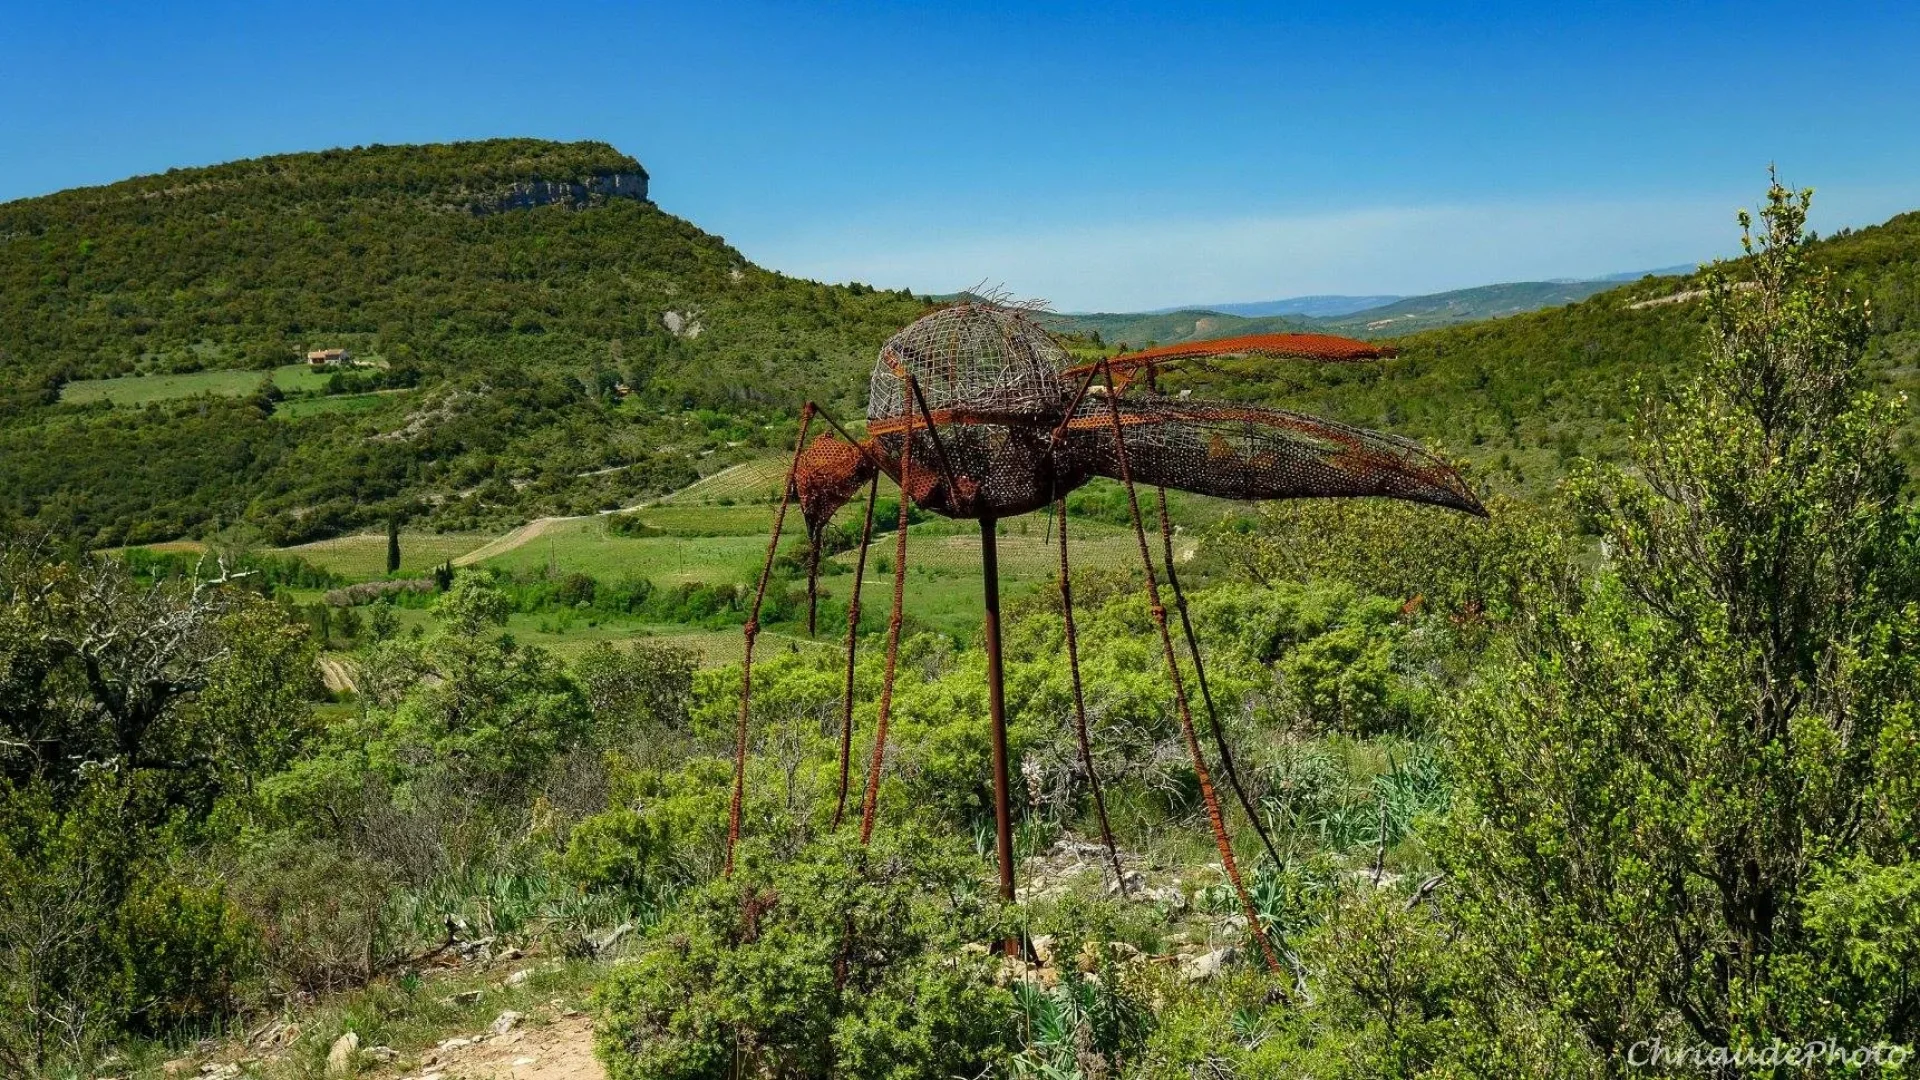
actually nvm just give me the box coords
[1441,176,1920,1066]
[0,540,311,1071]
[386,517,401,575]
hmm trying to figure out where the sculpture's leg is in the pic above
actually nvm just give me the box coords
[725,404,815,877]
[1057,497,1127,894]
[981,517,1017,911]
[1155,486,1283,867]
[830,474,880,832]
[1098,365,1284,977]
[805,525,823,638]
[859,396,918,844]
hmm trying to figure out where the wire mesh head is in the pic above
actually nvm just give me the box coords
[867,303,1071,428]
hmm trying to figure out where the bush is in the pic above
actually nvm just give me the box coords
[226,837,394,996]
[593,831,1014,1080]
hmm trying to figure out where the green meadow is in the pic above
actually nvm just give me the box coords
[60,363,341,405]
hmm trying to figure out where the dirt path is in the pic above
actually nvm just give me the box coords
[409,1013,604,1080]
[452,516,575,567]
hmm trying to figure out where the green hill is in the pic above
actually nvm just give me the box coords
[1160,213,1920,497]
[0,140,927,546]
[2,140,1916,549]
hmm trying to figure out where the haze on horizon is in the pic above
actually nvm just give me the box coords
[3,0,1916,312]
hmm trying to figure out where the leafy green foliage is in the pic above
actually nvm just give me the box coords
[1440,178,1920,1062]
[592,832,1014,1080]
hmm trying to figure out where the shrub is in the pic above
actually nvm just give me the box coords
[226,837,394,996]
[593,831,1014,1080]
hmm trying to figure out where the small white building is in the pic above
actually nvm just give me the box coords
[306,348,352,368]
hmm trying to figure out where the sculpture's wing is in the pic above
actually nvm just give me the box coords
[1066,398,1485,516]
[1062,333,1396,390]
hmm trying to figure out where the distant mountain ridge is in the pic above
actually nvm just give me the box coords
[1045,266,1702,347]
[1157,265,1698,323]
[1151,295,1404,319]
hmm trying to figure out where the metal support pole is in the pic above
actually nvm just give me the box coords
[981,517,1018,914]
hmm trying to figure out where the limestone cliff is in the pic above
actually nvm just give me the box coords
[469,170,649,214]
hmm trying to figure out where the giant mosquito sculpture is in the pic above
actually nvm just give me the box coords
[723,301,1484,972]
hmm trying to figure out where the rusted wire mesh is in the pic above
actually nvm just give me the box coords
[734,302,1487,974]
[803,305,1482,525]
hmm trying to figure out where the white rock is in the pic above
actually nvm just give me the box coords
[489,1010,524,1035]
[513,1057,538,1067]
[505,968,533,987]
[1181,946,1237,982]
[325,1031,359,1075]
[1141,885,1189,912]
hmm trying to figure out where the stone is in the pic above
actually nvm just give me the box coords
[513,1057,538,1067]
[1076,940,1143,972]
[1141,885,1188,912]
[594,921,636,954]
[994,956,1035,987]
[489,1010,524,1035]
[1106,870,1146,895]
[505,968,532,987]
[1181,946,1237,982]
[364,1045,399,1063]
[1029,934,1056,966]
[161,1059,196,1076]
[447,989,483,1005]
[325,1031,359,1075]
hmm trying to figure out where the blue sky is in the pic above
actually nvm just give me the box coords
[2,1,1916,310]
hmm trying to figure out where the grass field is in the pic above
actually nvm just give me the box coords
[475,515,772,585]
[656,455,904,507]
[280,530,492,578]
[616,503,786,536]
[61,363,341,405]
[818,518,1149,637]
[235,452,1234,661]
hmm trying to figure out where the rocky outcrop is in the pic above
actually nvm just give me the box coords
[469,170,649,214]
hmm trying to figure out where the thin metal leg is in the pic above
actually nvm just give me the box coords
[982,517,1017,909]
[830,474,880,832]
[859,392,918,844]
[725,404,814,877]
[1156,486,1283,868]
[1058,497,1127,893]
[1098,364,1283,977]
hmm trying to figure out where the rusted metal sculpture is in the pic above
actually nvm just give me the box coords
[724,302,1484,973]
